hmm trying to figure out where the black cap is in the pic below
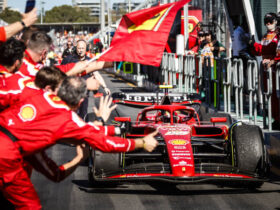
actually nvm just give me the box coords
[264,13,276,24]
[204,30,212,36]
[198,30,205,37]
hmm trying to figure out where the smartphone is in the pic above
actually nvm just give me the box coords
[25,0,36,13]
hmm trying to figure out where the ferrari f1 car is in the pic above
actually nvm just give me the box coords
[88,102,269,189]
[88,86,269,189]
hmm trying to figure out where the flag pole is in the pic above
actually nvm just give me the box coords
[86,47,112,64]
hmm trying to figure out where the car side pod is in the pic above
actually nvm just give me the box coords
[210,117,227,126]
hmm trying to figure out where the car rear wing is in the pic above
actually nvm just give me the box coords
[112,91,201,108]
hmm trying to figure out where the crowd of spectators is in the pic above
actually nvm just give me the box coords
[44,30,103,66]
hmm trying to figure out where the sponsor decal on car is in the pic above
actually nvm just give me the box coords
[161,126,189,131]
[173,146,187,149]
[169,139,188,145]
[173,161,193,167]
[173,156,191,160]
[124,94,188,103]
[165,130,189,135]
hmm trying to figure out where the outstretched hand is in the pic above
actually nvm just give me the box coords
[142,130,159,152]
[93,95,117,122]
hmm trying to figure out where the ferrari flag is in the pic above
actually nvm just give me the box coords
[99,0,192,67]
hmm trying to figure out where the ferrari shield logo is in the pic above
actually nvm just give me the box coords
[128,7,169,33]
[18,104,36,122]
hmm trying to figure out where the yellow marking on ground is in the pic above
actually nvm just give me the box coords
[106,73,136,87]
[127,83,136,87]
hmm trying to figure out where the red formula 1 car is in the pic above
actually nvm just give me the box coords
[88,99,269,189]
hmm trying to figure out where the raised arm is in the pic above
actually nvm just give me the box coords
[3,8,38,41]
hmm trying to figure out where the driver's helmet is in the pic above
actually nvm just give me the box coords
[163,111,171,123]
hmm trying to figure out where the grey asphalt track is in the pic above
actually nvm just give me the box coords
[31,71,280,210]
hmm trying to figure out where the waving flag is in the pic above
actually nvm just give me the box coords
[99,0,192,67]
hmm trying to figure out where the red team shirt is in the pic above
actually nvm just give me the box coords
[0,49,93,182]
[253,31,280,61]
[0,86,135,161]
[253,30,280,121]
[0,65,33,110]
[19,50,76,78]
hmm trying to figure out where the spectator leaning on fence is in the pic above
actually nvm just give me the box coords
[250,12,280,130]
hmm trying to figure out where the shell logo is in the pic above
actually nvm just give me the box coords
[169,139,188,145]
[18,104,36,122]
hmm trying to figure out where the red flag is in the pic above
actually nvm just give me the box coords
[99,0,192,67]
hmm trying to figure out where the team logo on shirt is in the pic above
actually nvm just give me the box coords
[18,104,37,122]
[44,92,70,110]
[24,80,35,88]
[51,96,61,102]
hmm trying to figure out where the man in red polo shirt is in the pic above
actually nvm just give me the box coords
[19,31,113,78]
[0,75,158,209]
[0,38,32,110]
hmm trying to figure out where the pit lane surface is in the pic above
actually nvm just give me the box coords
[31,71,280,210]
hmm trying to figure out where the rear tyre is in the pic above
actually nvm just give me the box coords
[231,124,267,189]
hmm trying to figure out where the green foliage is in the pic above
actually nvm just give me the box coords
[0,8,21,23]
[44,5,95,23]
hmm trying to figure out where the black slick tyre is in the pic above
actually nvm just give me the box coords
[231,124,266,189]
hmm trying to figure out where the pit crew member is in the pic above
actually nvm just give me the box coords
[0,75,158,209]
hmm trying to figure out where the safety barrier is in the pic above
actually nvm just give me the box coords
[111,52,278,131]
[158,53,277,130]
[232,58,244,119]
[263,67,273,131]
[247,60,259,125]
[222,58,231,114]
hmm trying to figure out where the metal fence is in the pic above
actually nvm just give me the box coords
[109,52,279,131]
[158,52,278,131]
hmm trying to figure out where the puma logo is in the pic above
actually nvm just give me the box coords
[8,119,15,126]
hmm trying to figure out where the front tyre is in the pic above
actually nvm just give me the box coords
[230,124,268,189]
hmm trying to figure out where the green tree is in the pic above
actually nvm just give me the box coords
[44,5,95,23]
[0,8,21,23]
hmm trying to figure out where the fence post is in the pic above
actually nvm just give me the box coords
[197,56,203,94]
[232,58,244,119]
[223,58,231,113]
[184,55,190,94]
[263,67,273,131]
[178,55,184,92]
[276,63,280,126]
